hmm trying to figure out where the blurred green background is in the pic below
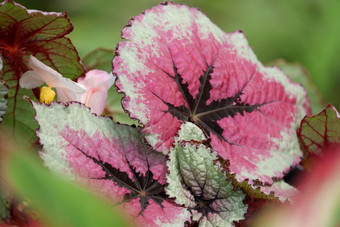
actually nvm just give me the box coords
[15,0,340,109]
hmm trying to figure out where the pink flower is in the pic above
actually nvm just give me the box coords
[77,70,115,115]
[19,56,86,104]
[20,56,115,114]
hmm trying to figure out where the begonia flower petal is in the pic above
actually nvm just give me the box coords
[28,55,63,87]
[55,85,85,103]
[85,90,108,115]
[77,70,115,114]
[19,70,45,89]
[78,70,115,90]
[53,77,86,94]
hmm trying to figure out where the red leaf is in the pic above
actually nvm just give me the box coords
[298,104,340,163]
[0,1,84,138]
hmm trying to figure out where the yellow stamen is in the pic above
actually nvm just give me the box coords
[40,86,56,104]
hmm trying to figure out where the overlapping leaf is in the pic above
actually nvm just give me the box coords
[0,1,84,138]
[113,3,310,185]
[82,48,113,72]
[166,122,247,226]
[298,104,340,155]
[0,80,8,122]
[33,101,190,226]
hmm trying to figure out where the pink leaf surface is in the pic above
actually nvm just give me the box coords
[256,181,298,203]
[33,102,190,226]
[113,3,310,185]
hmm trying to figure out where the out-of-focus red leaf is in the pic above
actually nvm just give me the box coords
[251,145,340,227]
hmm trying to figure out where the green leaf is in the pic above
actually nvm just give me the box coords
[0,189,10,223]
[82,48,114,72]
[273,60,325,114]
[104,89,140,125]
[6,148,131,227]
[166,122,247,226]
[0,1,85,139]
[0,80,8,123]
[298,104,340,156]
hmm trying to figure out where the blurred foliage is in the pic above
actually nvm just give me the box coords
[14,0,340,108]
[1,134,131,227]
[273,60,325,114]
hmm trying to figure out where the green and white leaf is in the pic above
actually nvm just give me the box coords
[32,102,117,177]
[166,122,247,227]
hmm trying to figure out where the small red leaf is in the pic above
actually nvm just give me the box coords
[298,104,340,155]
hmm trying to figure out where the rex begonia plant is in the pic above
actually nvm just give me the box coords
[32,2,310,226]
[3,1,338,227]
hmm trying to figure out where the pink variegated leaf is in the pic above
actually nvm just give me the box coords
[113,3,310,185]
[256,181,298,203]
[32,101,190,227]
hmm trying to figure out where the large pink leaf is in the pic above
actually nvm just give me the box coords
[113,3,310,185]
[33,102,190,226]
